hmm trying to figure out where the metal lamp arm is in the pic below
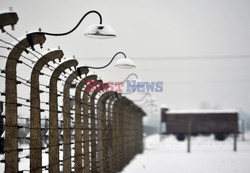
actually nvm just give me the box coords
[27,10,102,50]
[29,10,102,37]
[82,52,126,69]
[122,73,138,83]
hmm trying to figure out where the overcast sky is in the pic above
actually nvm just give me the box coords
[1,0,250,121]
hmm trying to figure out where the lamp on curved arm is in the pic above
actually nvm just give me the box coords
[115,73,145,94]
[77,52,136,71]
[27,10,116,50]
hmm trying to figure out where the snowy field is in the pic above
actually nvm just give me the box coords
[122,133,250,173]
[0,134,249,172]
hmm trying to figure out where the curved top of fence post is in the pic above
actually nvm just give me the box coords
[0,11,18,32]
[97,91,116,106]
[5,33,46,89]
[50,59,78,83]
[74,74,98,117]
[64,67,89,94]
[7,33,46,67]
[90,80,104,98]
[31,49,64,87]
[96,86,116,115]
[75,74,98,100]
[32,50,64,74]
[63,66,89,107]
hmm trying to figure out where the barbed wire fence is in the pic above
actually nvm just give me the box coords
[0,11,146,173]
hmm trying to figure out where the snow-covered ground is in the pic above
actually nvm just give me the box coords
[1,133,249,172]
[122,133,250,173]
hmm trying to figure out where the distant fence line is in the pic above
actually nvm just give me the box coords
[0,11,145,173]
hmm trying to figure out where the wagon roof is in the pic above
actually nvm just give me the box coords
[166,109,239,114]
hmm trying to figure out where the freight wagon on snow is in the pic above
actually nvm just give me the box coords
[161,108,239,141]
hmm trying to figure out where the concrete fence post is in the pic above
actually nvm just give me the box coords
[89,80,103,172]
[30,50,63,172]
[81,75,98,173]
[96,91,115,172]
[62,67,89,173]
[0,101,3,154]
[5,33,45,173]
[111,97,120,172]
[48,59,78,172]
[74,74,97,173]
[106,96,116,172]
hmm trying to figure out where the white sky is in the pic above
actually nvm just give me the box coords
[1,0,250,116]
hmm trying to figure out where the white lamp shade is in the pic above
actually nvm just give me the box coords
[84,24,116,39]
[114,58,136,69]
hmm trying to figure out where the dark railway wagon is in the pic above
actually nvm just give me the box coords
[161,108,238,141]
